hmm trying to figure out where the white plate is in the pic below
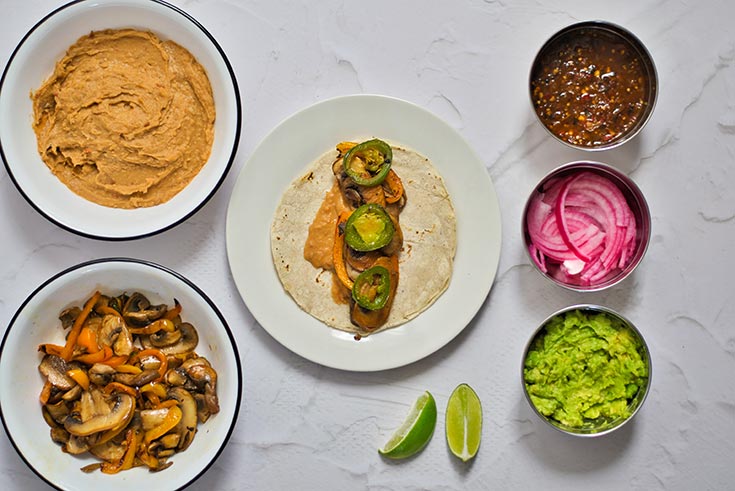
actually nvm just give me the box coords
[0,0,241,240]
[226,94,501,371]
[0,258,242,490]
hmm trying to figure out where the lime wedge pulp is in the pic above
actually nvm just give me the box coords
[445,383,482,462]
[378,391,437,459]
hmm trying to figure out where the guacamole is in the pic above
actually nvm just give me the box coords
[524,309,649,430]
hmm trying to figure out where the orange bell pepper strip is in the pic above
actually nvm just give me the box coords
[137,448,160,470]
[74,346,113,365]
[115,364,142,375]
[128,318,175,336]
[144,405,182,444]
[140,381,167,399]
[66,369,90,391]
[163,300,182,320]
[103,382,138,398]
[38,343,65,356]
[96,305,122,318]
[383,169,404,204]
[333,211,354,290]
[98,355,128,367]
[39,381,52,405]
[133,349,168,381]
[336,141,357,156]
[60,291,101,361]
[101,428,139,474]
[77,327,99,354]
[147,393,162,406]
[155,399,179,410]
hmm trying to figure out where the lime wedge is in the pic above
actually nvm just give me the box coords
[445,383,482,462]
[378,391,437,459]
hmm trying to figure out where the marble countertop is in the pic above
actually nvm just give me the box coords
[2,0,734,489]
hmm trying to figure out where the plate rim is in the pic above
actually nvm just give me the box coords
[0,0,242,241]
[0,257,244,490]
[226,93,502,371]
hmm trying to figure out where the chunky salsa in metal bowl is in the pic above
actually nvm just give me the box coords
[530,22,657,150]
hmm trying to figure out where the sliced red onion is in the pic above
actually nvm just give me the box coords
[526,171,638,286]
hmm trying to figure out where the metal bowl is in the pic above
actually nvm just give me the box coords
[529,21,658,150]
[521,304,652,437]
[521,160,651,291]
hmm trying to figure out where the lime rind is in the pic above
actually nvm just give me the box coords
[446,383,482,462]
[379,391,437,459]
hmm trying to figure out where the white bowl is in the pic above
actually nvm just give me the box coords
[0,0,241,240]
[0,258,242,490]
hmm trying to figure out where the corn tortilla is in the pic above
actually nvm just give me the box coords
[271,144,456,336]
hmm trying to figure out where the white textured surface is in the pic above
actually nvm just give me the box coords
[1,0,734,489]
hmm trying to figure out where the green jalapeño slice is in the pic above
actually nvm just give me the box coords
[344,204,395,252]
[352,265,391,310]
[343,139,393,186]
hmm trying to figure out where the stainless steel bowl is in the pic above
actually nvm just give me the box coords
[522,160,651,292]
[529,20,658,151]
[521,304,652,437]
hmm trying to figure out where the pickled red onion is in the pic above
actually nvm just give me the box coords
[526,171,637,285]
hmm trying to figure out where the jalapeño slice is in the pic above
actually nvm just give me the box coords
[344,203,395,252]
[352,265,391,311]
[343,139,393,186]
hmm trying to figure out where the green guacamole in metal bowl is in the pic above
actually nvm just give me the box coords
[522,306,651,436]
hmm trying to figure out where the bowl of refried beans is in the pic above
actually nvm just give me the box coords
[0,0,241,239]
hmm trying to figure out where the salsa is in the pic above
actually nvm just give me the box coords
[531,28,650,147]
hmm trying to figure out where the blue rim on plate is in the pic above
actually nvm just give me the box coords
[0,257,243,490]
[0,0,242,240]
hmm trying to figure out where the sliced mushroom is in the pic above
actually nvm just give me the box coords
[64,392,135,437]
[50,427,70,446]
[97,315,122,347]
[165,353,190,370]
[43,403,66,427]
[93,295,112,314]
[167,387,197,451]
[140,408,172,431]
[114,369,160,387]
[181,358,219,416]
[59,307,81,330]
[39,355,75,391]
[139,353,164,372]
[77,389,110,423]
[113,326,134,357]
[148,328,182,348]
[159,433,180,449]
[193,393,212,423]
[343,186,363,208]
[181,356,211,370]
[123,293,167,326]
[142,322,198,355]
[88,363,116,386]
[108,294,127,314]
[62,384,83,402]
[89,440,125,462]
[379,214,403,256]
[345,248,381,273]
[185,362,217,396]
[65,435,92,454]
[97,315,134,356]
[165,368,188,386]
